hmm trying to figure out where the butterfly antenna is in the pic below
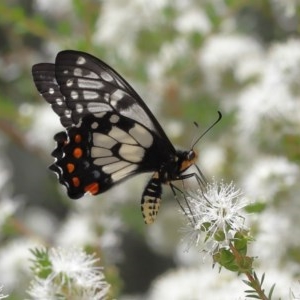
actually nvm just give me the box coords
[189,121,200,149]
[191,111,222,149]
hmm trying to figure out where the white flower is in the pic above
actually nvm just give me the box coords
[199,34,263,90]
[27,278,61,300]
[55,213,98,247]
[0,197,20,229]
[26,104,62,150]
[0,238,38,290]
[236,39,300,137]
[48,247,104,288]
[271,0,298,17]
[28,247,110,299]
[181,180,248,253]
[0,285,8,299]
[242,156,299,201]
[290,281,300,299]
[148,267,245,300]
[174,9,211,34]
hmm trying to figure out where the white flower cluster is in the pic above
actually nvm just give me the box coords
[28,247,110,300]
[181,180,248,254]
[0,285,8,299]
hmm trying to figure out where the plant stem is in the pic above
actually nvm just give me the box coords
[229,243,269,300]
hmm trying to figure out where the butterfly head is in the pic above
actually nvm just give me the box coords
[179,149,198,172]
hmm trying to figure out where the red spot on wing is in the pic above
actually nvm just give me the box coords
[72,177,80,187]
[84,182,100,195]
[66,163,75,173]
[74,134,82,143]
[73,147,83,159]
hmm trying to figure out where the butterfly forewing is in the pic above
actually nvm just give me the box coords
[54,51,174,144]
[32,63,74,127]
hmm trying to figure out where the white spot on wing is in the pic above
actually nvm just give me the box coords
[76,56,86,65]
[104,93,110,102]
[77,78,104,89]
[94,156,119,166]
[108,127,137,144]
[74,68,82,76]
[91,147,112,158]
[86,103,112,114]
[83,90,99,100]
[66,79,73,87]
[121,103,157,133]
[115,78,126,88]
[109,114,119,123]
[84,71,100,79]
[56,98,63,105]
[93,133,117,148]
[91,122,98,129]
[65,109,71,118]
[111,89,124,101]
[119,144,145,163]
[71,90,78,99]
[111,164,138,182]
[76,103,83,113]
[129,123,153,148]
[49,88,54,94]
[102,161,131,174]
[101,71,113,82]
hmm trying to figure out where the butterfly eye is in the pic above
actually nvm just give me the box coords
[187,150,196,161]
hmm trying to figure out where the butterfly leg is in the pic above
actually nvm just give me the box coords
[141,172,162,224]
[178,165,207,189]
[169,182,197,225]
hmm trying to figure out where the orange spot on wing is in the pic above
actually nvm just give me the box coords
[74,134,82,143]
[73,147,83,158]
[72,177,80,187]
[84,182,99,195]
[66,163,75,173]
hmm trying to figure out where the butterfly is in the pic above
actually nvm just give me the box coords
[32,50,215,224]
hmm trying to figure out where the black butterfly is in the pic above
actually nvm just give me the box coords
[32,50,212,224]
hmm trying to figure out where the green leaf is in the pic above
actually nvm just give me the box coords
[237,256,253,273]
[29,248,52,279]
[214,230,225,242]
[214,249,240,271]
[242,280,253,287]
[234,232,248,254]
[245,202,266,213]
[268,283,276,299]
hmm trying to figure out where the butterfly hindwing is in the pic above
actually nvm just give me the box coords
[50,110,170,199]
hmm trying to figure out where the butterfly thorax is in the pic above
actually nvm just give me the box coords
[158,149,198,183]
